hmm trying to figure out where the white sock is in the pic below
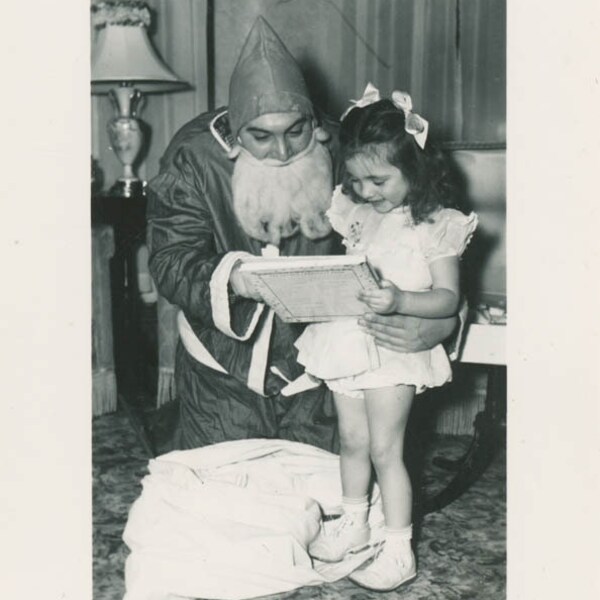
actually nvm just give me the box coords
[384,524,413,555]
[341,495,370,526]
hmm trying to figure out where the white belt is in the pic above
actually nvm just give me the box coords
[178,245,280,397]
[177,311,227,374]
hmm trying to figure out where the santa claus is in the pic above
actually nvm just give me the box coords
[147,17,457,451]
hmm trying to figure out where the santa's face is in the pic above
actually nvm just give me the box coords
[231,111,334,246]
[237,112,314,162]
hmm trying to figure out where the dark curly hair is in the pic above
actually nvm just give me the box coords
[340,99,461,224]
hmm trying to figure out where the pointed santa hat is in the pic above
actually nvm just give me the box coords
[228,17,314,136]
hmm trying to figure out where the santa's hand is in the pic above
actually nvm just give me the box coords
[357,279,402,314]
[358,312,457,353]
[229,263,263,302]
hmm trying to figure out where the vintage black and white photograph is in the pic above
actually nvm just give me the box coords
[5,1,600,600]
[89,1,506,598]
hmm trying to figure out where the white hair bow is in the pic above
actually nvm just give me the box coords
[391,90,429,149]
[340,82,381,120]
[340,83,429,149]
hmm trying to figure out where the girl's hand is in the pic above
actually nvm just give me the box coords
[358,279,403,314]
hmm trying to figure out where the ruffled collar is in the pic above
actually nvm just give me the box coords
[388,203,411,215]
[386,203,415,229]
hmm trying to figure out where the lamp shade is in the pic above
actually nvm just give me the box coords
[91,24,188,94]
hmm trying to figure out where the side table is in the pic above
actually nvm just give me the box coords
[91,191,148,398]
[423,317,506,514]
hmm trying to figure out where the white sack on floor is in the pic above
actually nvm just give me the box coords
[122,438,384,600]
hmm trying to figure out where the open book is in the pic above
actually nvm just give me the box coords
[238,254,380,323]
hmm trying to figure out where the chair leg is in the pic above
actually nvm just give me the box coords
[422,365,506,514]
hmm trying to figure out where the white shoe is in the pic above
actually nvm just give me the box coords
[308,513,371,563]
[348,540,417,591]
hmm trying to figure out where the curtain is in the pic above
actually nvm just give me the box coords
[459,0,507,141]
[212,0,506,143]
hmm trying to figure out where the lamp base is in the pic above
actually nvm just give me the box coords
[109,178,146,198]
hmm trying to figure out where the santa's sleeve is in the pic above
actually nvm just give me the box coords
[147,146,264,340]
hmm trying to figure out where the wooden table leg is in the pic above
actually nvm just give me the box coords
[422,365,506,514]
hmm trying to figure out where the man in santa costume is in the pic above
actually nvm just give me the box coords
[147,17,458,451]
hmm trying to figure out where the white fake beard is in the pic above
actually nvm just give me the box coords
[231,136,334,246]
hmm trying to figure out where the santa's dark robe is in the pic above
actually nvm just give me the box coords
[147,109,343,451]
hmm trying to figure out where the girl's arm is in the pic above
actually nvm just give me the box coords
[358,256,461,318]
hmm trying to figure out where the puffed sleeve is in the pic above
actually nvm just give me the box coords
[325,185,357,237]
[417,209,478,263]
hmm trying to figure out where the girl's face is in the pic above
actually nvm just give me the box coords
[345,151,410,213]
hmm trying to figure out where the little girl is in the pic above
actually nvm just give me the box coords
[295,85,478,591]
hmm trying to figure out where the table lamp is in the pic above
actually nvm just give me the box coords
[91,4,188,197]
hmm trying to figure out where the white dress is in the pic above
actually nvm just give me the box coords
[295,185,478,398]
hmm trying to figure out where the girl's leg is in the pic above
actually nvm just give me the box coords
[364,384,415,528]
[333,391,371,499]
[308,391,372,562]
[348,385,417,591]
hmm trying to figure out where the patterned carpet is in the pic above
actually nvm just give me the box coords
[92,406,505,600]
